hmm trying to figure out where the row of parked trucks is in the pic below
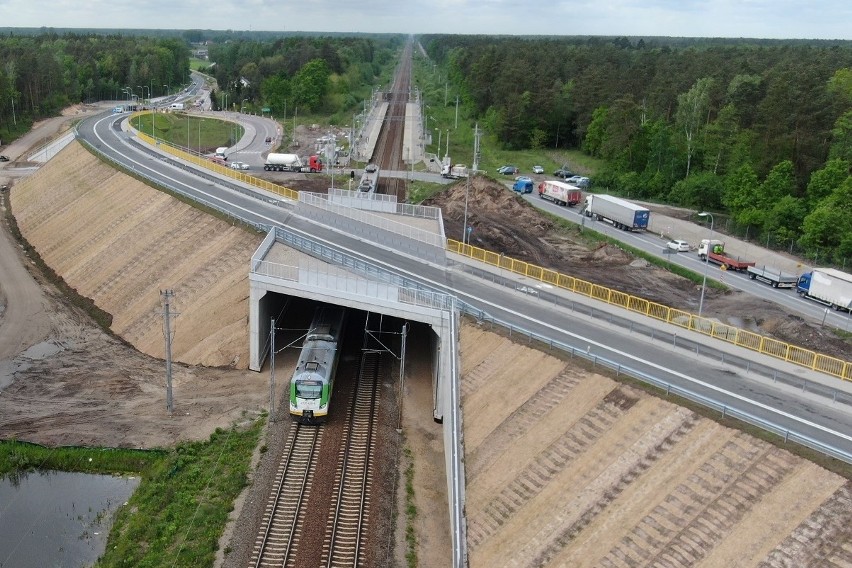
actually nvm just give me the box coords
[696,239,852,310]
[514,179,852,313]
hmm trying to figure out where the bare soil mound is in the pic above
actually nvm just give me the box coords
[426,176,851,361]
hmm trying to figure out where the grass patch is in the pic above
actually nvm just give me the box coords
[403,445,418,568]
[0,441,161,479]
[130,113,241,153]
[407,179,448,204]
[1,418,266,568]
[96,418,265,567]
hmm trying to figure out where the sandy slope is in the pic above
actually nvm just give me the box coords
[460,324,851,568]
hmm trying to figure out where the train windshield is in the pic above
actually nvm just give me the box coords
[296,379,323,399]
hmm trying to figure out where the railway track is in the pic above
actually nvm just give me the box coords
[321,351,383,567]
[249,423,323,567]
[374,43,413,202]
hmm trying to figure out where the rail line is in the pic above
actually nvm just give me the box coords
[321,351,382,567]
[249,423,323,567]
[374,42,413,201]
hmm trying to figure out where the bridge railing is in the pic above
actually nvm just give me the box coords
[300,192,444,248]
[459,307,852,465]
[448,238,852,382]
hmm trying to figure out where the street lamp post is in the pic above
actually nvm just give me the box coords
[697,211,714,317]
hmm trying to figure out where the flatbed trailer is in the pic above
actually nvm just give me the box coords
[747,266,798,288]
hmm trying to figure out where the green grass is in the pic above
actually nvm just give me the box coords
[403,445,418,568]
[0,441,160,478]
[130,113,242,153]
[1,418,265,568]
[96,419,265,568]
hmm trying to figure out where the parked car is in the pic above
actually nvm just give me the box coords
[0,155,9,162]
[230,161,250,170]
[553,168,575,179]
[566,175,591,188]
[265,136,272,143]
[498,165,519,175]
[667,239,691,252]
[532,165,544,174]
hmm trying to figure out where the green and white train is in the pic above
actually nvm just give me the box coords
[289,306,346,424]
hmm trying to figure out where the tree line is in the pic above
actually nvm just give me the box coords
[421,35,852,266]
[1,31,848,265]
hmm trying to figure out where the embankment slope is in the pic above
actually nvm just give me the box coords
[10,142,262,368]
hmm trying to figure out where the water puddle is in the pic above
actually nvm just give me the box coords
[0,470,139,567]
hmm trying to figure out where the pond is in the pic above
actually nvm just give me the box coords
[0,470,139,568]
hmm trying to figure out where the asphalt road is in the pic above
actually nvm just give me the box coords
[75,110,852,460]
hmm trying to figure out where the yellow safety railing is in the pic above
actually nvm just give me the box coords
[135,131,299,202]
[447,239,852,382]
[130,123,850,382]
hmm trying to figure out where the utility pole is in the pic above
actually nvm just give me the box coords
[160,290,178,414]
[455,95,459,129]
[397,322,408,431]
[472,123,482,173]
[269,317,276,418]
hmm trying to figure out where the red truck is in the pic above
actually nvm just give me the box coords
[697,239,755,271]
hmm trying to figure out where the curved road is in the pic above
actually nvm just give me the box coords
[75,111,852,459]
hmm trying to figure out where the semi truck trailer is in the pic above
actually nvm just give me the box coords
[263,153,324,172]
[747,265,799,288]
[538,180,582,206]
[582,194,650,231]
[796,268,852,311]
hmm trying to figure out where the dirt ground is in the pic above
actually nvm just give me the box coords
[425,176,852,361]
[460,324,852,567]
[0,107,849,567]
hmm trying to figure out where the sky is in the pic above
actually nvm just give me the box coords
[1,0,850,40]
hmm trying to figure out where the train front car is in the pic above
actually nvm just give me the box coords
[289,307,345,424]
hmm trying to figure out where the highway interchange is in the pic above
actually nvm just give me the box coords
[77,110,852,461]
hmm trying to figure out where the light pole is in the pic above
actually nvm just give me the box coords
[697,211,714,317]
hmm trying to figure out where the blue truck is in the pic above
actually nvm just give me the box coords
[796,268,852,311]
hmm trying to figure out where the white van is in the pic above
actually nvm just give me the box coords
[169,102,185,111]
[215,147,228,160]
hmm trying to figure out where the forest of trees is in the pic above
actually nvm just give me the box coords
[0,30,849,265]
[421,35,852,265]
[202,35,402,123]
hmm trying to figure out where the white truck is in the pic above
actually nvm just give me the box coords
[582,194,650,231]
[215,147,228,159]
[538,180,582,206]
[441,163,468,179]
[169,102,185,111]
[263,153,324,173]
[796,268,852,311]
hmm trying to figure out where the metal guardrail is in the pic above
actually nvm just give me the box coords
[459,306,852,465]
[77,122,852,568]
[447,239,852,382]
[300,192,444,248]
